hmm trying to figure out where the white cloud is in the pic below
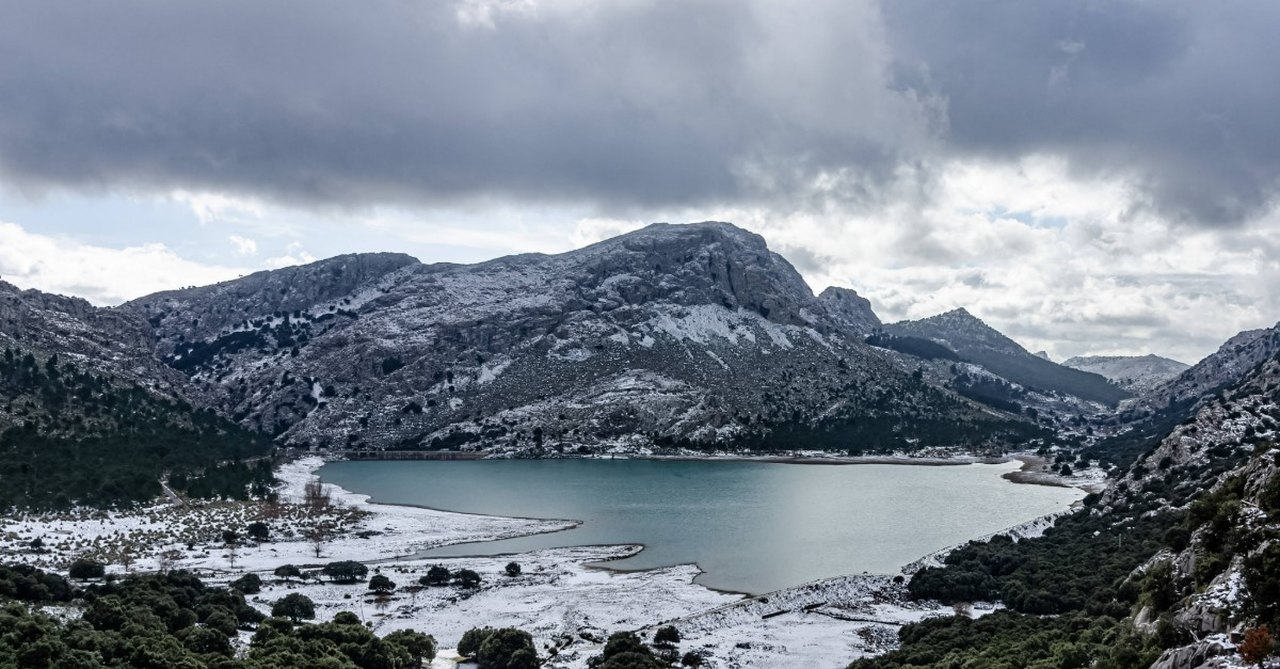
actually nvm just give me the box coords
[0,220,246,305]
[566,159,1280,364]
[229,234,257,256]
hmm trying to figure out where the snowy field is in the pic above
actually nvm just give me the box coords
[0,455,1090,667]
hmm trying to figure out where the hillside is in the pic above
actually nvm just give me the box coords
[884,308,1130,407]
[1063,354,1190,395]
[123,223,1031,454]
[855,338,1280,669]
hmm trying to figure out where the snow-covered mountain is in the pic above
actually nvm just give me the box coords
[883,308,1130,407]
[1134,326,1280,415]
[1061,354,1189,395]
[122,222,1024,453]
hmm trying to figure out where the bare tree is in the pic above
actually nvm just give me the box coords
[158,549,183,574]
[226,542,240,571]
[304,521,329,559]
[303,480,331,511]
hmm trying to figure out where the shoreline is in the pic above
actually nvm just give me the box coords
[0,451,1098,668]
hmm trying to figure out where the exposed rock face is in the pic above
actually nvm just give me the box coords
[818,287,881,335]
[1136,326,1280,413]
[885,308,1130,406]
[117,222,1009,452]
[1062,354,1191,395]
[0,280,184,392]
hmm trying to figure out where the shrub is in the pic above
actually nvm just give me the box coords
[421,565,451,586]
[68,558,105,580]
[505,562,522,577]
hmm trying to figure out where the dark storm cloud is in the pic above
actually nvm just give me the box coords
[1,1,1278,223]
[0,1,927,210]
[881,1,1280,225]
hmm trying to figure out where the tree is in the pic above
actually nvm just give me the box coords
[303,479,330,511]
[421,565,451,586]
[271,593,316,622]
[654,625,681,646]
[475,628,538,669]
[68,558,105,580]
[322,560,369,584]
[273,564,302,581]
[589,632,666,669]
[247,521,270,542]
[505,561,522,577]
[222,529,239,545]
[231,573,262,594]
[304,521,329,558]
[1241,625,1274,666]
[681,651,704,667]
[384,629,437,666]
[455,568,482,589]
[368,573,396,594]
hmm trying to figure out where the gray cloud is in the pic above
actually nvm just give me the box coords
[3,1,1278,226]
[0,1,932,212]
[882,1,1280,225]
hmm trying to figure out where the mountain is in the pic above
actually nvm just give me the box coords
[0,280,185,393]
[121,222,1029,454]
[1136,326,1280,413]
[884,308,1130,406]
[817,287,881,335]
[1061,354,1190,395]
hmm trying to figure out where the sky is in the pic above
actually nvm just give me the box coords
[2,1,1279,364]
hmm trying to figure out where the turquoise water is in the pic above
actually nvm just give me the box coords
[317,458,1083,594]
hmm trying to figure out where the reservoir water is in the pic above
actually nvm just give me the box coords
[317,458,1084,594]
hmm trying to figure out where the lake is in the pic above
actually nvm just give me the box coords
[316,458,1084,594]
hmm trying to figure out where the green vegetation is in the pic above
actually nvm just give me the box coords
[0,346,275,510]
[865,333,961,361]
[458,627,538,668]
[0,566,446,669]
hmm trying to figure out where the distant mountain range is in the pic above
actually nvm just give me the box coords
[1,221,1277,458]
[1061,354,1189,395]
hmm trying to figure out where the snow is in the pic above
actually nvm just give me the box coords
[1,456,1090,668]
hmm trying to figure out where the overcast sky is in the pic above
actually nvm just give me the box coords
[2,0,1279,364]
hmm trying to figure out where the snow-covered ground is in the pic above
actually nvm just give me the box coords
[1,455,1094,668]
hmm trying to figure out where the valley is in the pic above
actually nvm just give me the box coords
[2,222,1279,668]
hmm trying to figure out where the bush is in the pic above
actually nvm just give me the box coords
[455,568,482,589]
[505,561,522,577]
[68,558,105,580]
[654,625,681,646]
[273,564,302,580]
[421,565,451,586]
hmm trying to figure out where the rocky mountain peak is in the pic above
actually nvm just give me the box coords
[818,287,881,334]
[552,221,820,327]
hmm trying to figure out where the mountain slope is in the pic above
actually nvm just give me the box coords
[885,308,1130,406]
[1062,354,1190,395]
[125,222,1030,453]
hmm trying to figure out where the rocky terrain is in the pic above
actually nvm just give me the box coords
[4,221,1261,459]
[1063,354,1191,395]
[1102,342,1280,668]
[113,223,1032,453]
